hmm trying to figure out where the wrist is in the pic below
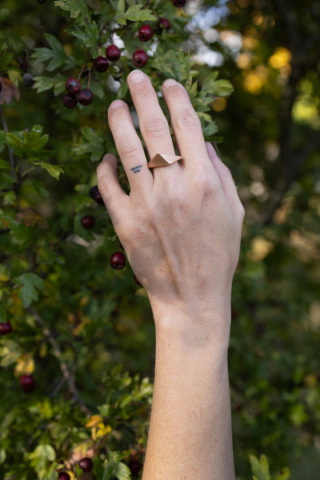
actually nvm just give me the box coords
[149,293,232,353]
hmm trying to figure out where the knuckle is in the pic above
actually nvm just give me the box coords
[142,117,168,138]
[133,85,152,101]
[118,141,139,159]
[193,170,217,193]
[175,108,201,132]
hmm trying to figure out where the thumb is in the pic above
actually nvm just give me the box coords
[96,153,128,224]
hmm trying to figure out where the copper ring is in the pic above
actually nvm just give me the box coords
[148,153,182,169]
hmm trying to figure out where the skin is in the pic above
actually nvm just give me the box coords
[97,69,244,479]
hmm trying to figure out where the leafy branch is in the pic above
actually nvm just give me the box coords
[29,307,91,416]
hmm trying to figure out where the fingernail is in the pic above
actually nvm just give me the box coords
[128,70,145,83]
[162,79,177,90]
[206,142,221,159]
[109,100,125,110]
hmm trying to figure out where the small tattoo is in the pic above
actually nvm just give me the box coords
[131,165,142,173]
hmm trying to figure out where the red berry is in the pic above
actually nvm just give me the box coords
[65,78,81,94]
[78,88,93,106]
[132,50,148,68]
[63,94,77,109]
[106,45,121,62]
[0,321,13,335]
[95,56,109,72]
[20,374,36,393]
[134,274,142,286]
[158,18,171,31]
[172,0,186,6]
[79,457,93,472]
[89,186,104,205]
[81,215,95,229]
[58,473,70,480]
[138,25,153,42]
[110,252,126,270]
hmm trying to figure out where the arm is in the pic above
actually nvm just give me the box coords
[97,70,244,479]
[142,301,235,480]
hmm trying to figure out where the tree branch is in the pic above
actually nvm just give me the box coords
[29,307,91,416]
[0,105,17,182]
[271,0,299,49]
[261,130,320,226]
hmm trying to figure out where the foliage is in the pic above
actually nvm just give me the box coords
[1,0,320,479]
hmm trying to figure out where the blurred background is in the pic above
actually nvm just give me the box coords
[1,0,320,478]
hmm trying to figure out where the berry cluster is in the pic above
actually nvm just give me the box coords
[61,2,186,108]
[63,77,93,109]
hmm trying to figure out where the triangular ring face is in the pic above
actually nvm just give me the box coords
[148,153,182,169]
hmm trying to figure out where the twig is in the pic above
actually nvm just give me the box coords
[0,105,17,181]
[29,307,91,416]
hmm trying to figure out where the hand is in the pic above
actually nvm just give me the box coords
[97,71,244,318]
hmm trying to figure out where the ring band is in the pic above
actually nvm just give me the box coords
[148,153,182,169]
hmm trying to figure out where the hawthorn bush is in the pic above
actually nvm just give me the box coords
[1,0,319,479]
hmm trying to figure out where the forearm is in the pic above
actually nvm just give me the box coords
[142,300,235,480]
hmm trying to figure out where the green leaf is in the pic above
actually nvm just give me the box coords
[23,126,49,151]
[15,273,45,308]
[0,448,6,463]
[28,444,56,474]
[32,162,64,180]
[90,81,105,100]
[211,79,234,97]
[33,76,59,93]
[72,21,99,51]
[250,454,271,480]
[31,33,67,72]
[203,120,219,137]
[116,77,129,100]
[117,0,125,14]
[3,190,16,205]
[5,133,24,156]
[273,468,290,480]
[114,462,131,480]
[202,71,219,91]
[115,4,156,23]
[72,127,105,162]
[54,0,88,19]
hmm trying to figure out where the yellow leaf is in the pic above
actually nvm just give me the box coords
[86,415,103,428]
[72,318,90,336]
[15,353,35,376]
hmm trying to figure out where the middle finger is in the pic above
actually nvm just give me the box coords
[127,70,180,180]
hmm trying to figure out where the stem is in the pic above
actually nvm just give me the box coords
[77,63,86,81]
[141,0,152,9]
[88,67,91,89]
[0,105,17,181]
[30,307,91,416]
